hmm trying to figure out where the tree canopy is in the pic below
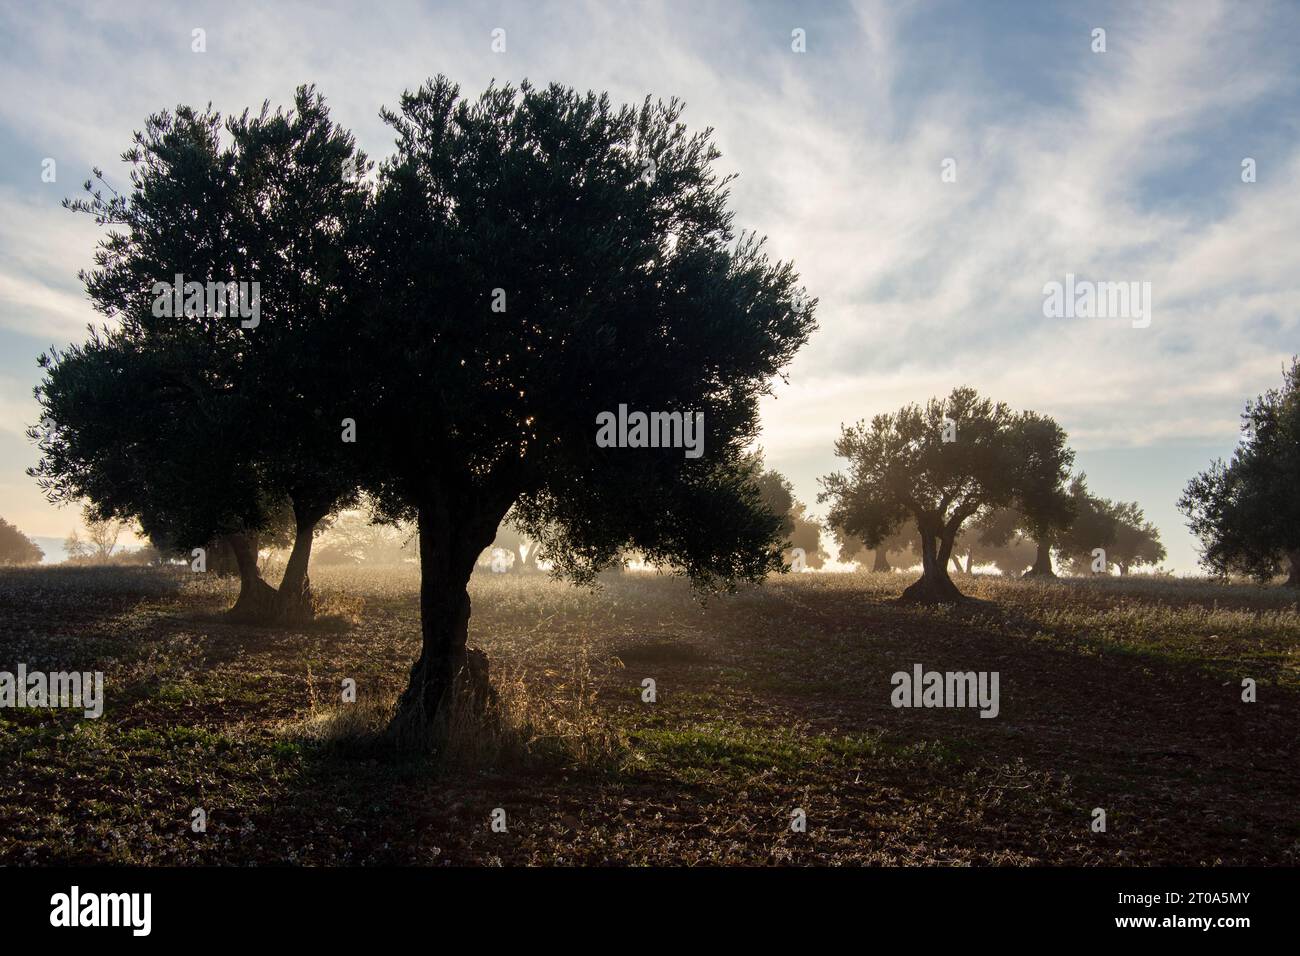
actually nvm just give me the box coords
[0,517,44,566]
[819,387,1073,602]
[1180,358,1300,586]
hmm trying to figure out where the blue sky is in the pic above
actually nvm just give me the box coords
[2,0,1298,570]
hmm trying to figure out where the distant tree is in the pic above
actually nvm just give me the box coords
[1107,501,1166,575]
[986,532,1038,576]
[953,507,1037,575]
[315,509,415,567]
[63,528,92,561]
[754,463,796,538]
[820,387,1068,602]
[787,504,828,570]
[84,514,126,559]
[488,519,541,574]
[357,77,815,747]
[1055,475,1120,574]
[0,517,44,565]
[830,521,916,572]
[1180,358,1300,586]
[1013,415,1076,577]
[753,460,827,569]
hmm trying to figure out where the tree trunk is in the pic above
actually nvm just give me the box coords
[1022,536,1056,579]
[510,542,539,573]
[871,548,890,573]
[900,528,965,603]
[277,509,323,623]
[1286,550,1300,588]
[389,499,499,751]
[951,555,963,574]
[227,532,278,620]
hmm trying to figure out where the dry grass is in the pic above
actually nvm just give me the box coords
[1,563,1297,865]
[284,644,627,773]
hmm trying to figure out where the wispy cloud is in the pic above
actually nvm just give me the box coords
[0,0,1296,569]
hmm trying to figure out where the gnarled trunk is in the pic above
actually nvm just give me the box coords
[389,499,500,751]
[900,526,965,603]
[277,508,325,623]
[1022,536,1056,578]
[871,548,891,573]
[510,542,538,573]
[227,532,278,620]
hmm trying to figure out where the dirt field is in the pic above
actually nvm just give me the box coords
[1,565,1296,865]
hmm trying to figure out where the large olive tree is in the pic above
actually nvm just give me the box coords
[356,78,816,746]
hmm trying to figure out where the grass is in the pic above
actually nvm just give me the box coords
[1,563,1297,865]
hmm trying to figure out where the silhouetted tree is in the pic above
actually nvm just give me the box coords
[1014,415,1076,577]
[1180,358,1300,586]
[31,331,286,613]
[315,509,415,566]
[1055,475,1120,574]
[357,77,815,747]
[63,528,91,561]
[754,460,827,568]
[487,519,541,574]
[1107,501,1166,575]
[832,524,917,572]
[954,507,1037,575]
[820,387,1072,603]
[84,514,126,559]
[31,87,367,620]
[0,517,44,565]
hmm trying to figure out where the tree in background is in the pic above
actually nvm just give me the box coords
[830,522,916,572]
[753,462,795,538]
[1013,414,1076,577]
[1054,476,1119,574]
[486,519,542,574]
[315,509,415,567]
[1051,477,1164,576]
[787,504,828,570]
[357,77,816,747]
[1107,501,1166,575]
[84,514,127,559]
[820,387,1069,602]
[953,507,1038,576]
[754,460,828,569]
[0,517,44,565]
[63,528,92,561]
[1180,358,1300,586]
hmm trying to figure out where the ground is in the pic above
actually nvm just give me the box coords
[1,564,1296,865]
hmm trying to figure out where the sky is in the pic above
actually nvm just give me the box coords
[1,0,1297,570]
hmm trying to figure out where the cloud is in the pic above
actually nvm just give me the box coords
[0,0,1296,572]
